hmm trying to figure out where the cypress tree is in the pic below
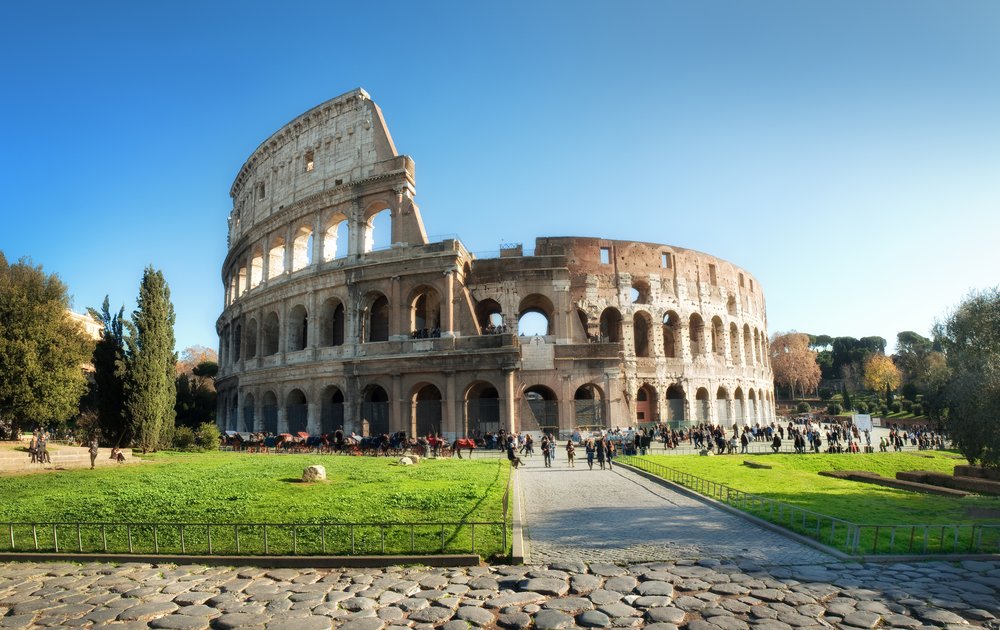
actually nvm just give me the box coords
[88,296,128,445]
[123,267,177,453]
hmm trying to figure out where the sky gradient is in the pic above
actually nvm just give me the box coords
[2,1,998,353]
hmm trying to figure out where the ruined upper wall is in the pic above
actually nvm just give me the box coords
[227,89,410,245]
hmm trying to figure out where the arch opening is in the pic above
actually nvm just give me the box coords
[263,312,280,356]
[261,391,279,434]
[413,385,443,437]
[599,307,622,343]
[633,312,651,357]
[410,287,442,337]
[666,385,686,426]
[320,386,345,434]
[366,295,390,342]
[522,385,558,434]
[466,382,500,438]
[286,389,308,434]
[636,383,657,425]
[364,208,392,253]
[319,298,345,347]
[288,304,308,351]
[267,236,286,279]
[361,385,390,436]
[573,384,604,429]
[291,227,313,272]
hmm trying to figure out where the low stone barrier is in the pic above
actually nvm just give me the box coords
[819,470,969,497]
[954,465,1000,481]
[897,470,1000,495]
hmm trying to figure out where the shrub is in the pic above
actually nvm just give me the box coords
[856,402,869,414]
[826,402,843,415]
[796,402,811,413]
[890,401,902,414]
[902,400,913,412]
[819,388,833,401]
[173,426,196,449]
[195,422,221,450]
[911,403,924,417]
[878,405,889,417]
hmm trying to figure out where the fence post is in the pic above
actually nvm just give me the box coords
[53,524,58,553]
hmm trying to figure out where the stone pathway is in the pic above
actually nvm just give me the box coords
[1,558,998,628]
[518,453,833,566]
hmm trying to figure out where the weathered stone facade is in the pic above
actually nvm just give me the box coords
[216,89,774,439]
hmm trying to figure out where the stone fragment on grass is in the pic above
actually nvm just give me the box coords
[302,465,327,482]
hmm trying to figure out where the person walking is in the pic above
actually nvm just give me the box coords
[596,438,606,470]
[89,438,99,469]
[605,438,615,470]
[565,440,576,467]
[585,438,596,470]
[541,437,552,468]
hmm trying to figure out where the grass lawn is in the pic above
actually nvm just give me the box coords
[627,451,1000,554]
[0,452,511,558]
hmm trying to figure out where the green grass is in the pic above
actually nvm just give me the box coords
[0,452,511,558]
[626,451,1000,555]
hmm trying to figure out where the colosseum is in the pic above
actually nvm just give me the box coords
[216,88,775,439]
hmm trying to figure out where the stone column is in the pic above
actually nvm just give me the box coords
[443,271,455,337]
[313,213,323,266]
[306,401,320,435]
[277,405,288,434]
[559,375,573,438]
[254,395,263,432]
[445,371,457,440]
[680,320,692,362]
[503,368,517,433]
[284,224,294,275]
[391,374,403,433]
[392,276,405,341]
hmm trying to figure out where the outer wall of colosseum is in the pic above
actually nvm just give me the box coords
[216,88,775,439]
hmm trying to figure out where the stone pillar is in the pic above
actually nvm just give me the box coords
[254,396,263,432]
[391,374,403,433]
[443,271,455,337]
[306,402,320,435]
[279,300,288,362]
[392,276,405,341]
[277,405,288,434]
[313,213,323,266]
[284,224,294,275]
[559,375,573,438]
[503,368,517,433]
[554,281,571,343]
[444,371,457,440]
[307,290,318,359]
[680,320,692,362]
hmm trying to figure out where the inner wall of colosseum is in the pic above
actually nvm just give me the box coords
[216,89,775,439]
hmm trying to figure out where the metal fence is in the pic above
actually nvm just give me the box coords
[618,455,1000,556]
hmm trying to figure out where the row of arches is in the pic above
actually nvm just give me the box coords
[221,285,768,368]
[225,207,394,306]
[219,378,774,436]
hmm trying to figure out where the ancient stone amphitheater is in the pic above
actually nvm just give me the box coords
[216,89,774,439]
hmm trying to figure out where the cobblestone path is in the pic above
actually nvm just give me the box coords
[2,558,998,628]
[518,454,834,566]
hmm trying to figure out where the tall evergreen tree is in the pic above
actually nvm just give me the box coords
[87,296,128,445]
[123,267,177,453]
[0,252,92,438]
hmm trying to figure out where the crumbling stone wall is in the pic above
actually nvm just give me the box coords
[216,90,775,439]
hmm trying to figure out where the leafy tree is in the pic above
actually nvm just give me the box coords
[87,296,129,445]
[863,354,901,403]
[0,252,92,438]
[842,385,853,412]
[175,346,217,430]
[123,267,177,453]
[935,287,1000,468]
[769,332,821,399]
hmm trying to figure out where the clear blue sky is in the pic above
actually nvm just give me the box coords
[2,1,998,354]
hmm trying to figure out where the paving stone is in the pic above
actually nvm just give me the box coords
[750,621,794,630]
[598,601,639,618]
[589,589,624,605]
[520,578,569,596]
[543,596,594,612]
[341,597,379,611]
[571,574,604,594]
[645,607,686,624]
[604,576,638,593]
[578,610,612,627]
[117,601,179,621]
[914,608,970,626]
[636,581,674,597]
[149,615,213,630]
[339,619,385,630]
[215,613,269,629]
[485,592,547,609]
[497,611,532,628]
[408,605,455,623]
[533,609,575,629]
[842,611,883,628]
[708,617,750,630]
[634,595,674,608]
[455,605,496,626]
